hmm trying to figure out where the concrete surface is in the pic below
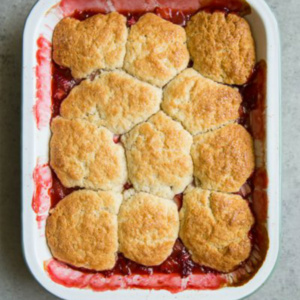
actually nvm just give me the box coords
[0,0,299,299]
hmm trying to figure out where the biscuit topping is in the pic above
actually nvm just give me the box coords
[186,11,256,85]
[46,190,122,271]
[162,68,242,134]
[191,123,255,192]
[50,117,127,191]
[122,112,193,199]
[53,12,127,79]
[60,70,162,134]
[180,188,254,272]
[124,13,189,87]
[46,6,262,284]
[118,191,179,266]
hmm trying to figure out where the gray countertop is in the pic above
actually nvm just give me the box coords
[0,0,299,299]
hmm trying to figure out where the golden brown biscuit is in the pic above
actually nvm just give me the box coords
[191,124,255,192]
[186,11,256,85]
[118,190,179,266]
[53,12,127,79]
[60,70,162,134]
[124,13,189,87]
[50,117,127,191]
[121,111,193,199]
[46,190,122,271]
[162,69,242,134]
[179,187,254,272]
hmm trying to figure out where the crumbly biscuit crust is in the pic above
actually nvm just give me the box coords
[50,117,127,191]
[118,191,179,266]
[124,13,189,87]
[121,112,193,199]
[186,11,256,85]
[53,12,128,79]
[162,68,242,134]
[60,70,162,134]
[179,187,254,272]
[48,10,258,273]
[46,190,122,270]
[191,124,255,192]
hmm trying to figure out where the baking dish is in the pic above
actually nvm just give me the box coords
[22,0,281,299]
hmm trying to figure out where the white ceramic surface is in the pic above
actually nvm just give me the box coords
[22,0,281,299]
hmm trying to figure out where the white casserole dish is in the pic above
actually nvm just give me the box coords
[22,0,281,299]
